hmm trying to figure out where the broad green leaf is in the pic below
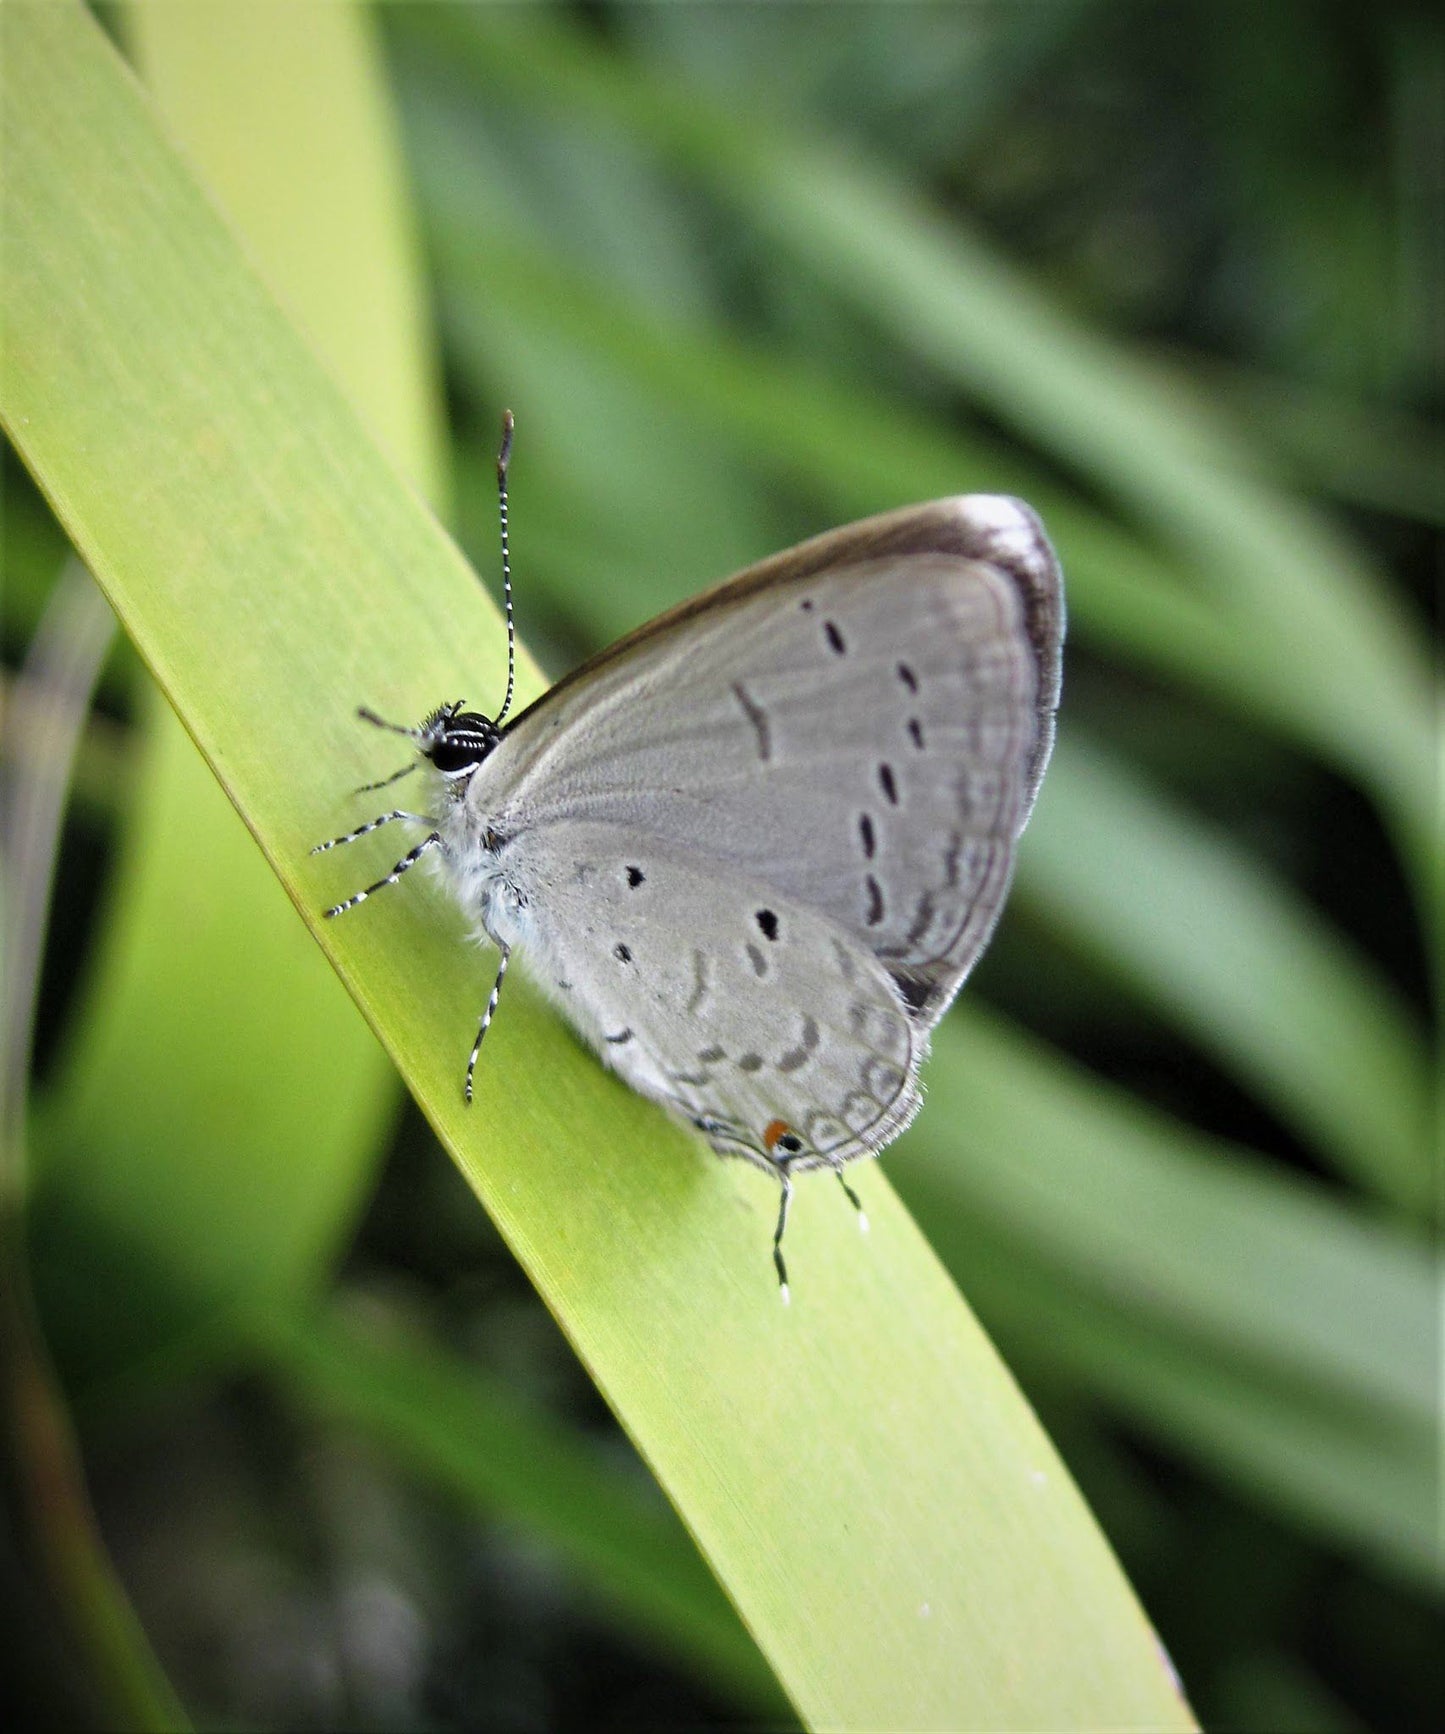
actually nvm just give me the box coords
[35,0,431,1368]
[1,8,1193,1727]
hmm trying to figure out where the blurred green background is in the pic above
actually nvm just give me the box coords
[3,2,1438,1730]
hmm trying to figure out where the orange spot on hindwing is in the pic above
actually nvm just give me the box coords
[762,1119,791,1154]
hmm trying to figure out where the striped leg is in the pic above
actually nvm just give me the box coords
[465,945,511,1103]
[354,761,418,795]
[835,1168,869,1234]
[323,832,440,918]
[311,810,430,855]
[772,1171,794,1304]
[352,706,423,792]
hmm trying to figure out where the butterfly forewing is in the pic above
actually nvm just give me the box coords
[472,497,1062,1029]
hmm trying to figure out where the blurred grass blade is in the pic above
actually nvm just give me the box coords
[1,8,1195,1726]
[956,1228,1441,1590]
[1164,354,1445,526]
[922,1010,1436,1430]
[124,0,447,505]
[408,5,1435,891]
[262,1303,786,1715]
[34,0,432,1374]
[0,565,187,1732]
[893,1008,1440,1585]
[1021,736,1430,1210]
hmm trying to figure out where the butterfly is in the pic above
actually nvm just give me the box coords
[315,414,1064,1294]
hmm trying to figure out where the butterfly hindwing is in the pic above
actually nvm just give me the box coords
[487,823,921,1172]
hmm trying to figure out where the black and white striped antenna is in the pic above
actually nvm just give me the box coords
[494,409,516,726]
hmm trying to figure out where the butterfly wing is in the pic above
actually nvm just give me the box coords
[492,823,920,1171]
[471,496,1062,1029]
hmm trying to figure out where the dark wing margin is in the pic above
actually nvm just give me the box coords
[842,498,1064,1027]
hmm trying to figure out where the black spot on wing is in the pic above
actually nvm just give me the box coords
[731,681,772,762]
[613,943,632,964]
[878,763,898,805]
[686,949,710,1013]
[626,865,645,887]
[864,874,885,927]
[824,620,846,655]
[859,813,876,859]
[756,908,780,940]
[777,1016,821,1073]
[905,891,936,946]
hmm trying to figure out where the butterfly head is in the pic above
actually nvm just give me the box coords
[419,701,501,784]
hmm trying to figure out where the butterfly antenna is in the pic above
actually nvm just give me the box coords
[495,409,517,726]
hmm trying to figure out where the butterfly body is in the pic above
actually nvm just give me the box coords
[318,474,1062,1290]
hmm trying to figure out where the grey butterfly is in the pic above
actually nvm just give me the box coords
[315,415,1064,1295]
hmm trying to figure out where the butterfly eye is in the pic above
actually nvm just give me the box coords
[427,738,483,774]
[423,710,498,777]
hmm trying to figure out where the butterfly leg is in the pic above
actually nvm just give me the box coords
[356,704,421,737]
[835,1168,870,1234]
[465,944,511,1104]
[351,706,425,792]
[311,810,431,855]
[322,832,441,917]
[354,761,418,795]
[772,1170,794,1304]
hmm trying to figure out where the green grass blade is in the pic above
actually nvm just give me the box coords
[1020,736,1430,1209]
[1,8,1194,1726]
[34,0,434,1370]
[125,1,447,505]
[920,1011,1434,1430]
[894,1009,1439,1584]
[961,1233,1440,1590]
[1164,354,1445,526]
